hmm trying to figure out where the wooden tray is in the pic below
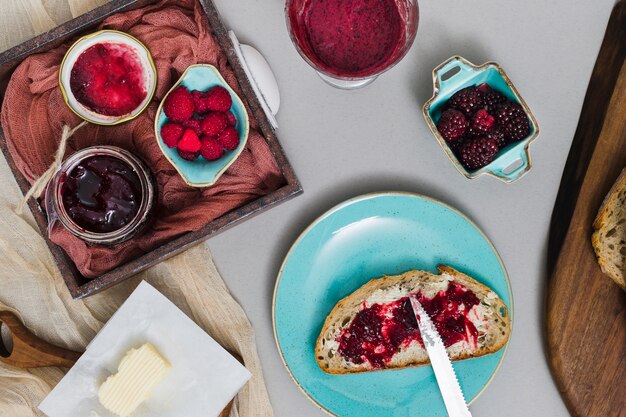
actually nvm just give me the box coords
[0,0,301,299]
[545,1,626,416]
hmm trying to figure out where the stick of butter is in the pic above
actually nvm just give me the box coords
[98,343,171,417]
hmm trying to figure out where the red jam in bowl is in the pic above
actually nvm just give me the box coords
[69,42,147,117]
[61,155,142,233]
[337,282,480,368]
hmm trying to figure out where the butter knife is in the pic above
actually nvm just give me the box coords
[409,295,473,417]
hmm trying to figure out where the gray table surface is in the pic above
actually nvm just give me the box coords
[207,0,618,416]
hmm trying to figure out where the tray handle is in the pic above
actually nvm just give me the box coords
[434,56,476,93]
[487,145,531,182]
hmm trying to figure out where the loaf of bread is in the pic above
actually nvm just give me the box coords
[592,168,626,291]
[315,266,511,374]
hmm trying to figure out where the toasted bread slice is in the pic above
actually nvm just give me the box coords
[592,168,626,291]
[315,266,511,374]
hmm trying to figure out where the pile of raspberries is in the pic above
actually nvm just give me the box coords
[436,83,531,171]
[160,85,239,161]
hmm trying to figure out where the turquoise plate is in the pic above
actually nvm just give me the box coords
[273,192,512,417]
[155,64,250,187]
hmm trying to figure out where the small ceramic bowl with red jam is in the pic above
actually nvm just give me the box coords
[59,30,157,125]
[47,146,155,245]
[154,64,250,187]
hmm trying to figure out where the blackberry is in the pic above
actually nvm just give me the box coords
[437,109,467,143]
[448,86,484,116]
[466,122,500,140]
[504,115,531,142]
[459,136,499,170]
[448,136,466,154]
[478,83,507,113]
[484,126,507,148]
[466,125,481,138]
[495,102,531,142]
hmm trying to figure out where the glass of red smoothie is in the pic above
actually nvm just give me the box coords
[286,0,418,89]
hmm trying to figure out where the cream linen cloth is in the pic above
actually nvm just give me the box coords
[0,151,274,417]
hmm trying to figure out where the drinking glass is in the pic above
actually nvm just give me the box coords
[285,0,419,89]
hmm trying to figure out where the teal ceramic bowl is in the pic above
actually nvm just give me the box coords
[155,65,249,187]
[273,192,513,417]
[423,56,539,183]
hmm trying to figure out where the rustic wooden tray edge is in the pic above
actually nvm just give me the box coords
[0,0,302,299]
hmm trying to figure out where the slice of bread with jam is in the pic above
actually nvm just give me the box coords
[315,266,511,374]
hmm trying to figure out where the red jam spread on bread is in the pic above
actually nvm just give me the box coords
[337,282,480,368]
[70,42,147,117]
[61,155,142,233]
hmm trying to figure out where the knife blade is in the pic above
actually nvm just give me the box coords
[409,295,472,417]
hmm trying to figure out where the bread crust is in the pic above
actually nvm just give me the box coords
[315,266,511,374]
[591,168,626,291]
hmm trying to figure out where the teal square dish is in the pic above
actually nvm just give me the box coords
[423,56,540,183]
[155,64,250,187]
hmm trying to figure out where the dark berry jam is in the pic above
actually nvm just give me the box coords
[288,0,406,77]
[61,155,142,233]
[337,282,480,368]
[419,282,480,347]
[70,42,147,117]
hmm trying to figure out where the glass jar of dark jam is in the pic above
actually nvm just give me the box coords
[49,146,154,245]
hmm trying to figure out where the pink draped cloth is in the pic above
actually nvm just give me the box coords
[0,0,284,278]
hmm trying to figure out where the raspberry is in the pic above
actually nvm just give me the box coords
[217,127,240,151]
[495,102,531,142]
[470,109,495,133]
[204,86,232,112]
[201,137,224,161]
[177,149,199,161]
[448,86,484,116]
[177,129,202,153]
[201,112,228,136]
[160,122,184,148]
[192,90,209,114]
[459,136,499,170]
[437,109,467,143]
[182,119,203,136]
[226,111,237,127]
[163,86,194,122]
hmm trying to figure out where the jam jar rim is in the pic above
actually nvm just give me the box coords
[50,145,154,245]
[58,30,158,126]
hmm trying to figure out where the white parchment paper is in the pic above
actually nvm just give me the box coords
[39,281,251,417]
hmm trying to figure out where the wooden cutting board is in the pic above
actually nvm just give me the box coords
[546,2,626,417]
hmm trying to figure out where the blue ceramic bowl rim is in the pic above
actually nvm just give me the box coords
[154,64,250,187]
[272,191,514,416]
[422,55,540,183]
